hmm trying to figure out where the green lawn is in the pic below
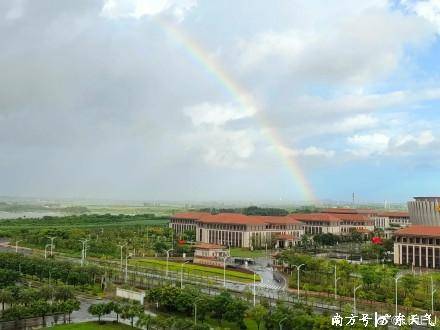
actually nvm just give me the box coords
[52,321,134,330]
[229,247,267,258]
[130,258,261,283]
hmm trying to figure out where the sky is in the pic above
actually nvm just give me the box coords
[1,0,440,204]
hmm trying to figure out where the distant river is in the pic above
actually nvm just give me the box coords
[0,211,65,219]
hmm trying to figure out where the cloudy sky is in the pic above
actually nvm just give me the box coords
[1,0,440,203]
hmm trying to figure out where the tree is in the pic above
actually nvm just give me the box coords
[136,313,155,330]
[224,298,248,328]
[0,288,13,311]
[88,303,110,323]
[247,304,268,330]
[63,298,80,323]
[121,302,144,327]
[108,301,122,323]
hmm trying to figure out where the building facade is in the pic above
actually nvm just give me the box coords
[193,243,229,267]
[408,197,440,226]
[394,225,440,269]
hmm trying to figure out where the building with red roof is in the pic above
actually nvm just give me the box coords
[394,225,440,268]
[170,212,303,248]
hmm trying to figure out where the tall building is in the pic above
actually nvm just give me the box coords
[408,197,440,226]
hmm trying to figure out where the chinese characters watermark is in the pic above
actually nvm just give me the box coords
[331,312,437,327]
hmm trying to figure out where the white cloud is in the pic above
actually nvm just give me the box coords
[183,128,255,168]
[237,5,433,84]
[101,0,197,20]
[403,0,440,33]
[332,114,378,133]
[347,133,390,157]
[347,130,435,157]
[279,145,335,159]
[183,102,254,127]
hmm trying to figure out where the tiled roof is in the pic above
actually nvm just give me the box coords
[375,211,409,218]
[395,225,440,237]
[321,208,376,215]
[194,243,226,249]
[172,212,302,225]
[289,213,341,222]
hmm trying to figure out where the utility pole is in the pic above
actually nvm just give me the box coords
[47,236,56,257]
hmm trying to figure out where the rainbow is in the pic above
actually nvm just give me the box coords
[156,18,316,202]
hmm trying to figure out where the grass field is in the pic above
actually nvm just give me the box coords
[52,321,134,329]
[229,247,267,258]
[130,258,261,283]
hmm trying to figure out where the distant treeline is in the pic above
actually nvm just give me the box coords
[0,213,167,227]
[199,206,289,216]
[0,202,89,214]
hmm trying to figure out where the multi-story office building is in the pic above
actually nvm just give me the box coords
[394,225,440,269]
[170,212,304,248]
[290,213,374,235]
[408,197,440,226]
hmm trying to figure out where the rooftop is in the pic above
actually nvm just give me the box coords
[376,211,409,218]
[395,225,440,237]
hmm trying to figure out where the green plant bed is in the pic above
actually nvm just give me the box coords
[52,321,135,329]
[130,258,261,283]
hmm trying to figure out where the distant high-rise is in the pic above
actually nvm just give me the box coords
[408,197,440,226]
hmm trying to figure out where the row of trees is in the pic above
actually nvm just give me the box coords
[0,252,102,286]
[0,285,80,325]
[278,251,440,310]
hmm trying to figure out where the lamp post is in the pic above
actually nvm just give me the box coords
[125,252,131,283]
[252,270,257,306]
[15,240,22,253]
[193,298,202,325]
[334,265,341,300]
[353,285,362,314]
[180,260,190,289]
[292,263,305,301]
[432,276,437,313]
[166,249,173,278]
[222,256,228,287]
[44,244,51,259]
[47,236,56,256]
[79,239,88,266]
[395,274,402,316]
[117,243,127,269]
[279,316,287,330]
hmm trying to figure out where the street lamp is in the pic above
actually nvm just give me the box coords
[79,239,88,266]
[125,252,132,283]
[353,285,362,314]
[194,298,202,325]
[292,263,305,301]
[395,274,402,316]
[334,265,341,300]
[166,249,173,278]
[222,256,228,287]
[44,244,52,259]
[47,236,56,256]
[15,240,22,253]
[432,276,437,313]
[250,270,257,306]
[117,243,127,269]
[279,316,287,330]
[180,260,190,289]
